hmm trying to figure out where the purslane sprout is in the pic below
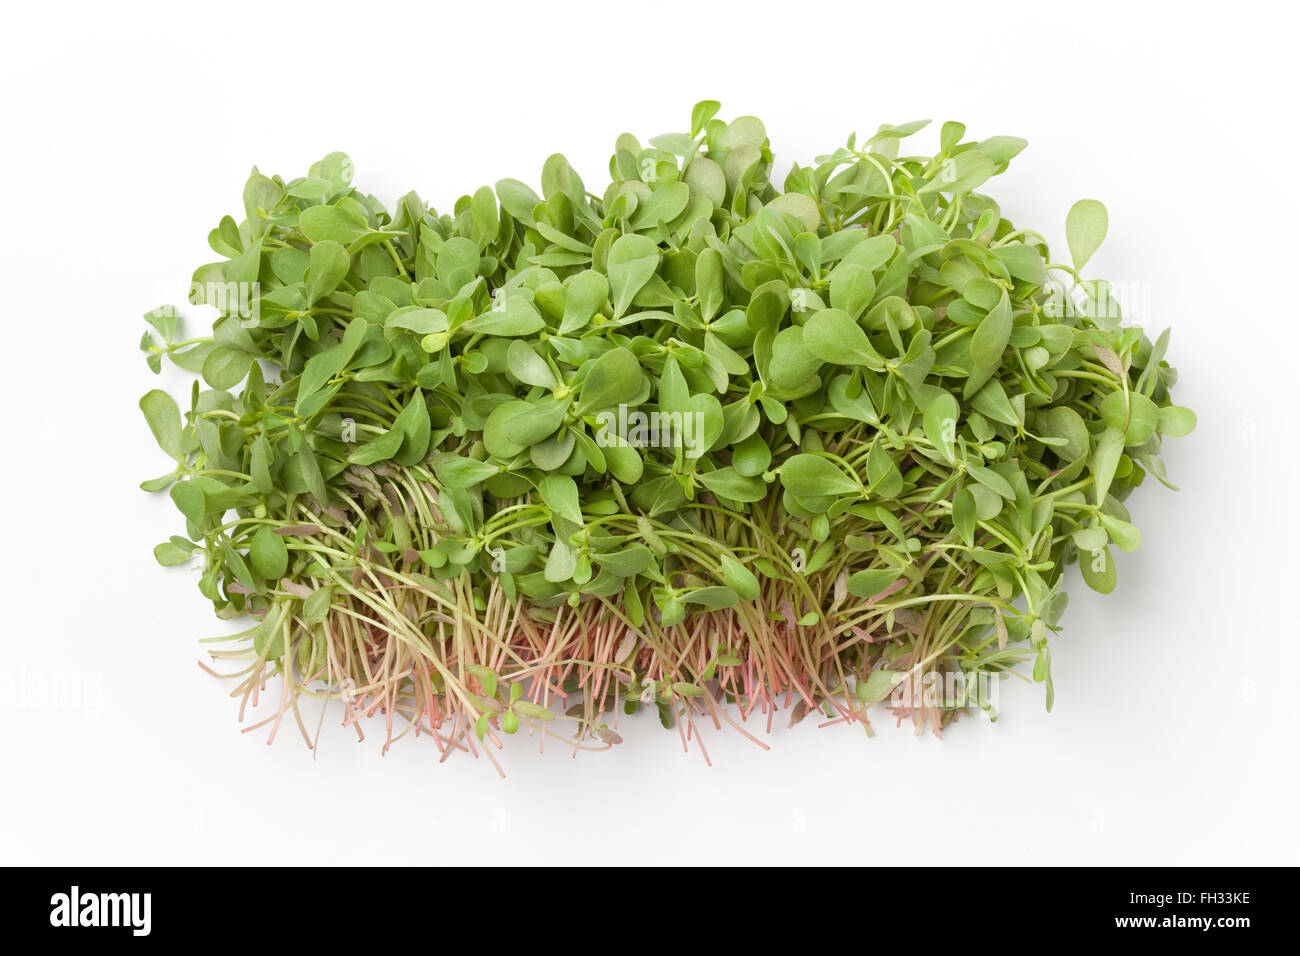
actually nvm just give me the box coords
[139,104,1193,768]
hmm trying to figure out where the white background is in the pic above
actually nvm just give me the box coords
[2,0,1295,865]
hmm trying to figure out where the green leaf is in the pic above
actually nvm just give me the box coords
[680,586,739,609]
[495,178,541,227]
[631,181,690,230]
[471,186,500,245]
[969,379,1021,426]
[1091,427,1126,504]
[386,308,447,336]
[576,347,641,413]
[250,435,274,494]
[768,326,821,390]
[461,294,545,337]
[170,481,205,526]
[309,152,354,189]
[1079,543,1117,594]
[719,114,767,150]
[846,568,900,599]
[467,664,498,699]
[507,340,559,389]
[250,525,289,579]
[967,463,1015,500]
[952,487,977,546]
[732,432,771,477]
[1100,390,1159,446]
[1099,513,1142,552]
[607,234,659,318]
[296,344,346,415]
[221,540,258,592]
[856,669,902,703]
[349,428,403,466]
[559,270,608,335]
[140,390,184,460]
[970,291,1012,368]
[828,265,876,320]
[202,347,252,390]
[923,392,959,464]
[840,234,897,272]
[153,540,193,567]
[977,135,1028,165]
[920,150,996,194]
[685,393,723,459]
[298,441,328,505]
[537,474,582,526]
[252,610,283,658]
[780,454,860,498]
[302,586,333,624]
[658,354,689,416]
[719,554,760,600]
[512,700,556,721]
[433,453,498,489]
[803,308,884,369]
[1072,525,1108,551]
[765,193,821,232]
[695,248,724,321]
[1157,405,1197,438]
[1066,199,1108,272]
[691,100,721,137]
[685,157,726,207]
[865,440,903,496]
[305,240,350,305]
[300,204,370,245]
[484,398,567,458]
[594,544,652,578]
[697,466,767,502]
[1040,407,1090,460]
[391,391,432,466]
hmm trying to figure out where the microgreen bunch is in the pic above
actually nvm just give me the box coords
[139,103,1194,766]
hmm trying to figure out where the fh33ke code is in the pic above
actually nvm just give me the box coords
[1132,892,1251,907]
